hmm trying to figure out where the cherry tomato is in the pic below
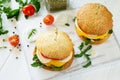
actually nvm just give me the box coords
[8,35,19,47]
[22,4,35,16]
[43,14,54,25]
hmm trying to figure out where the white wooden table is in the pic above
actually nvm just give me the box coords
[0,0,120,80]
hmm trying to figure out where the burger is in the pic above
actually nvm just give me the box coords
[31,30,74,71]
[75,3,113,44]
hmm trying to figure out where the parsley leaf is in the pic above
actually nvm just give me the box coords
[31,54,45,67]
[83,60,91,68]
[32,54,38,61]
[74,38,92,68]
[28,28,37,39]
[30,0,40,12]
[0,46,7,49]
[51,66,63,71]
[6,9,20,21]
[85,38,91,45]
[108,29,113,34]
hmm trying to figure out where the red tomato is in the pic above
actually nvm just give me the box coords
[22,4,35,16]
[43,14,54,25]
[8,35,19,47]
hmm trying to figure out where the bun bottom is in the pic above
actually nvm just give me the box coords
[33,48,74,71]
[78,34,111,44]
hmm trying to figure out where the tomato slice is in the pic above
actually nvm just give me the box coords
[43,14,54,25]
[22,4,35,16]
[41,53,62,60]
[8,35,19,47]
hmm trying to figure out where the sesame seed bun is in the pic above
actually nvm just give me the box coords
[77,3,113,35]
[36,30,74,60]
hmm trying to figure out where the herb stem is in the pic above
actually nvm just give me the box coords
[28,28,37,39]
[0,46,7,49]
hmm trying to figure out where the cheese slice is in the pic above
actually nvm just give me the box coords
[36,50,73,67]
[75,19,108,39]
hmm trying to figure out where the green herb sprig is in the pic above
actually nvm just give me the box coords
[0,0,10,35]
[28,28,37,39]
[0,46,7,49]
[74,38,92,68]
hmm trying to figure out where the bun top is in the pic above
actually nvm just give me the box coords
[36,30,74,59]
[77,3,113,35]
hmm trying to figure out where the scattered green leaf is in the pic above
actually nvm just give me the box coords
[65,23,70,26]
[74,53,83,58]
[85,38,91,45]
[83,60,91,68]
[3,7,11,13]
[74,38,92,68]
[78,42,84,50]
[0,46,7,49]
[0,29,8,35]
[28,28,37,39]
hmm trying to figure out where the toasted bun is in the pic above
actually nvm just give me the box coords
[36,30,74,59]
[77,3,113,35]
[33,48,74,71]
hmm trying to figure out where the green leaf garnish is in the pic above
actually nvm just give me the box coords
[85,38,91,45]
[6,9,20,21]
[0,29,8,35]
[78,42,84,50]
[65,23,70,26]
[0,46,7,49]
[52,67,63,71]
[108,29,113,34]
[3,7,11,13]
[74,38,92,68]
[32,54,38,61]
[74,53,83,58]
[51,65,63,71]
[31,54,45,67]
[31,61,41,67]
[83,60,91,68]
[82,45,92,54]
[30,0,40,12]
[28,28,37,39]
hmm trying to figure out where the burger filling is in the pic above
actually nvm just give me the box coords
[31,49,73,71]
[75,19,113,42]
